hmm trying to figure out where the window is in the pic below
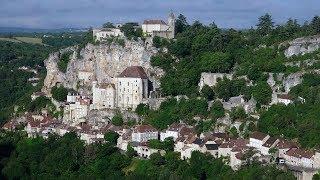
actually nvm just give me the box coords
[128,82,129,86]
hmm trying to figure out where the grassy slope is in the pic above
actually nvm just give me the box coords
[0,37,43,45]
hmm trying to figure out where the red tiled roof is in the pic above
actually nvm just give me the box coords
[250,132,268,141]
[118,66,148,79]
[235,152,244,160]
[133,125,157,133]
[143,20,167,25]
[276,139,298,149]
[29,120,40,128]
[219,138,248,149]
[179,127,195,137]
[263,137,278,148]
[286,148,314,159]
[277,94,292,100]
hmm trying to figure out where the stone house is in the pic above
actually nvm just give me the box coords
[218,139,248,170]
[276,94,293,105]
[117,129,132,151]
[222,96,256,114]
[131,125,158,143]
[260,137,280,155]
[63,97,91,124]
[116,66,149,110]
[93,28,124,42]
[283,148,319,169]
[142,12,175,39]
[91,66,150,110]
[160,123,194,141]
[276,139,298,158]
[92,82,116,109]
[131,142,164,158]
[176,135,205,160]
[25,114,54,137]
[248,132,270,152]
[198,72,232,90]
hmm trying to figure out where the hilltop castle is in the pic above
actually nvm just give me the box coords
[93,12,176,42]
[142,12,175,39]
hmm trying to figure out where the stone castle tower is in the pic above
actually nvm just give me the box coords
[168,12,175,38]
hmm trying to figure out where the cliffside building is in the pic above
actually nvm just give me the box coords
[92,66,149,110]
[93,28,124,42]
[63,96,91,124]
[142,12,175,39]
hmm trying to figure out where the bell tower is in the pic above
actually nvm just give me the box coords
[168,11,175,38]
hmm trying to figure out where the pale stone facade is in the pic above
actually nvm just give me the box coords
[142,12,175,39]
[198,72,232,90]
[91,66,149,110]
[93,28,124,42]
[131,125,158,143]
[116,76,148,110]
[92,82,116,109]
[63,97,91,124]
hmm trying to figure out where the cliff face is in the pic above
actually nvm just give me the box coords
[284,35,320,57]
[42,40,161,95]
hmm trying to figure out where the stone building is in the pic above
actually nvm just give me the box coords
[131,125,158,143]
[142,12,175,39]
[198,72,232,90]
[93,28,124,42]
[91,66,150,110]
[116,66,149,110]
[92,82,116,109]
[63,97,91,124]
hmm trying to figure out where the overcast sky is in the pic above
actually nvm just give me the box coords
[1,0,319,29]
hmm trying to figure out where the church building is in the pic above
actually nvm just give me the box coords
[92,66,149,110]
[142,12,175,39]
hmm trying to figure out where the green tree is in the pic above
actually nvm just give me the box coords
[201,85,215,101]
[257,13,274,36]
[230,107,247,122]
[175,14,188,34]
[135,103,150,116]
[149,153,165,166]
[51,85,68,102]
[103,22,115,28]
[200,52,233,73]
[210,101,225,119]
[104,131,119,145]
[252,82,272,105]
[112,114,124,126]
[120,23,142,40]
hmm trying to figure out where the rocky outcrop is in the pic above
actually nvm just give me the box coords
[283,72,303,93]
[42,40,161,95]
[284,35,320,58]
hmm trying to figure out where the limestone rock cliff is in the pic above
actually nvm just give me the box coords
[42,40,162,95]
[284,35,320,57]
